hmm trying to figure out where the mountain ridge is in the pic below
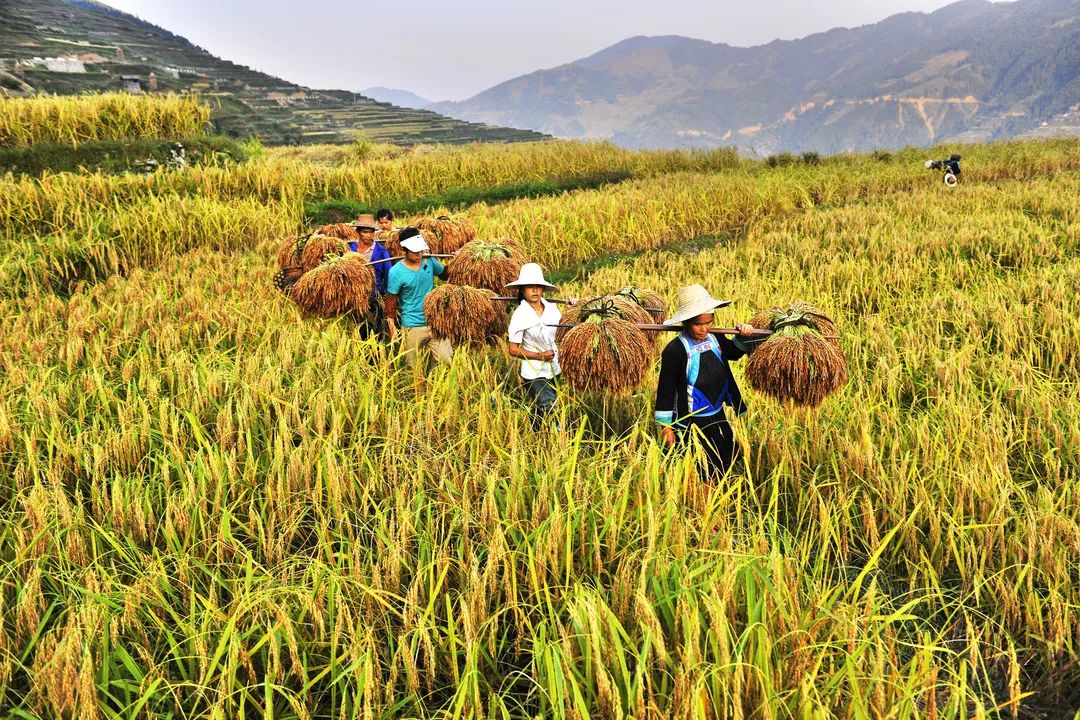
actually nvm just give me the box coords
[429,0,1080,152]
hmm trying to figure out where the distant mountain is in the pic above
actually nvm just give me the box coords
[361,87,433,110]
[0,0,547,146]
[430,0,1080,152]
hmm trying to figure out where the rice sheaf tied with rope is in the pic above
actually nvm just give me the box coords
[415,216,476,255]
[423,284,498,347]
[560,317,652,395]
[558,295,656,344]
[614,286,667,323]
[276,234,308,271]
[744,301,847,407]
[290,254,374,318]
[315,223,360,242]
[300,235,352,273]
[445,238,525,293]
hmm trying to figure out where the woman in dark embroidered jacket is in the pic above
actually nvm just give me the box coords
[654,284,757,480]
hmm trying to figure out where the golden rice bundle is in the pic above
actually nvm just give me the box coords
[415,215,476,255]
[316,223,360,242]
[290,254,374,318]
[276,234,307,270]
[615,286,667,323]
[423,284,497,347]
[377,229,400,257]
[301,234,351,273]
[744,302,847,407]
[556,294,655,344]
[484,289,510,338]
[559,318,652,395]
[445,238,526,293]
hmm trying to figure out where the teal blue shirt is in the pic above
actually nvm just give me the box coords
[387,258,445,327]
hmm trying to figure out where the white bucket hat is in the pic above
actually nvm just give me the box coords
[399,234,429,253]
[664,284,732,325]
[505,262,556,290]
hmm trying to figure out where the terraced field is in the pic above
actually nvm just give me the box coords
[0,0,546,145]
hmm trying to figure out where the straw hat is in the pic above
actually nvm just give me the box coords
[505,262,556,290]
[352,214,379,231]
[664,284,732,325]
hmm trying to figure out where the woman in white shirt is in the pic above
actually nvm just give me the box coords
[505,263,562,430]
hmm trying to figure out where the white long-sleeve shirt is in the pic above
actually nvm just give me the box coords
[507,299,561,380]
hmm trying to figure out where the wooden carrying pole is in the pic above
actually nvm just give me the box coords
[365,253,455,266]
[492,296,666,314]
[546,323,773,336]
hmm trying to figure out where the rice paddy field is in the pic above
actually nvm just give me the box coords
[1,95,1079,719]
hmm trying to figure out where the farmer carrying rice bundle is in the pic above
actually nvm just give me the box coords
[505,263,564,429]
[654,284,757,480]
[352,214,391,339]
[385,228,454,367]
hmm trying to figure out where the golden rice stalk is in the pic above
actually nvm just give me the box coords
[423,284,497,347]
[316,223,360,241]
[745,302,847,407]
[556,295,655,343]
[301,235,351,273]
[560,318,652,395]
[615,286,668,323]
[445,239,526,293]
[276,234,307,270]
[290,254,374,318]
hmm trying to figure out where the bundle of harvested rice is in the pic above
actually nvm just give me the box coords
[276,234,308,270]
[301,234,351,273]
[316,223,360,242]
[744,302,847,407]
[445,238,525,293]
[484,289,510,338]
[560,318,652,395]
[377,229,400,257]
[557,295,655,344]
[415,215,476,255]
[615,286,667,323]
[290,254,374,318]
[423,284,497,347]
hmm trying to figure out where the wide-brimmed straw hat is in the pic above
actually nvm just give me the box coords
[352,214,379,231]
[505,262,556,290]
[664,284,732,325]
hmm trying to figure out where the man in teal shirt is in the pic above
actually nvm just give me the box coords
[385,227,453,366]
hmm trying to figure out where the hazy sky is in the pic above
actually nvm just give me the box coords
[103,0,977,101]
